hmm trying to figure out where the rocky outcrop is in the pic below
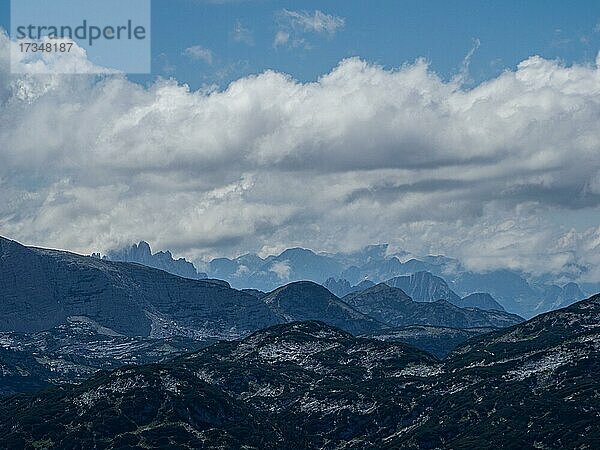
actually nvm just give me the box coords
[104,241,207,280]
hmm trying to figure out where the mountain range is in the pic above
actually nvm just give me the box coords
[1,236,523,339]
[1,235,600,448]
[2,294,599,448]
[0,235,523,395]
[342,284,522,329]
[0,236,278,338]
[105,242,591,318]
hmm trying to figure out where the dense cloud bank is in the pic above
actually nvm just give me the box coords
[1,31,599,280]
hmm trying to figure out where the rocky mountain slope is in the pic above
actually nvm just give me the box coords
[0,322,437,449]
[2,236,524,341]
[0,236,281,338]
[0,237,393,340]
[364,325,495,359]
[0,317,210,396]
[402,292,600,449]
[323,277,376,297]
[386,271,462,304]
[2,294,599,449]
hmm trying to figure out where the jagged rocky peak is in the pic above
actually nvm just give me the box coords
[133,240,152,257]
[323,277,353,297]
[105,240,207,280]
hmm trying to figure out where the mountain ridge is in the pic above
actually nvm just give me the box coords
[342,283,523,329]
[103,239,592,317]
[2,294,599,448]
[0,236,280,337]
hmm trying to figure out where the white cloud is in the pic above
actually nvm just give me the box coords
[1,29,600,281]
[183,45,213,64]
[157,52,176,75]
[231,20,254,46]
[274,9,344,49]
[273,31,290,48]
[456,38,481,84]
[280,9,345,35]
[270,261,291,280]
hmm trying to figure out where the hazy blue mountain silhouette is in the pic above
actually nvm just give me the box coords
[459,292,505,311]
[104,239,591,317]
[197,245,587,317]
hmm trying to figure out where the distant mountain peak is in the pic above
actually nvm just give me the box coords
[386,271,461,304]
[137,240,151,253]
[104,241,207,280]
[361,282,411,296]
[197,243,593,317]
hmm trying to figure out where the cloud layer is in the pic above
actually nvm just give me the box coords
[1,30,600,280]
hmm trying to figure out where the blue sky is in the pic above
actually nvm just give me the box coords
[138,0,600,87]
[3,0,600,87]
[144,0,600,87]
